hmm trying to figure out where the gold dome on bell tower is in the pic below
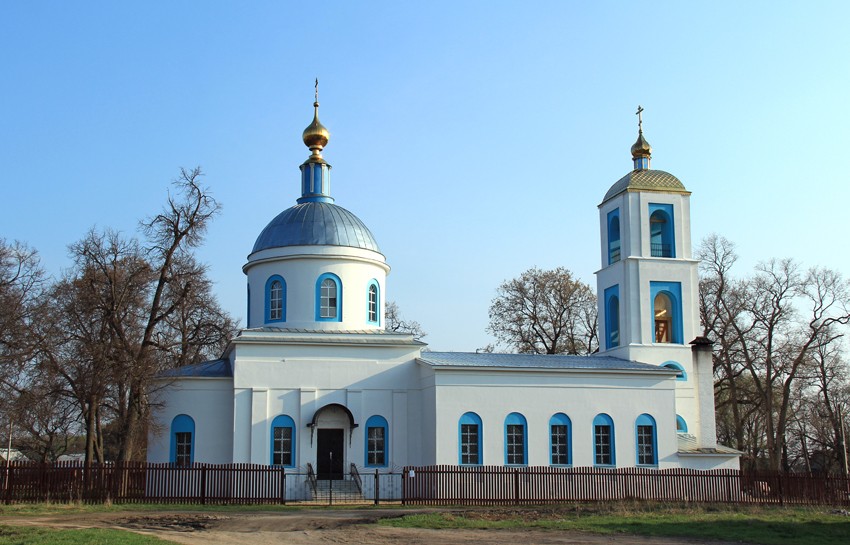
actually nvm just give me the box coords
[302,79,330,158]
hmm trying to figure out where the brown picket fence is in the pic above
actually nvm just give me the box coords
[400,465,850,506]
[3,462,850,506]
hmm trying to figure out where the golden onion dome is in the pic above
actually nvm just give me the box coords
[302,100,330,153]
[631,130,652,158]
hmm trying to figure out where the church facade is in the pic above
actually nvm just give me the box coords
[147,98,739,478]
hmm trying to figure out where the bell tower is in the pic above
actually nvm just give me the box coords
[595,108,709,444]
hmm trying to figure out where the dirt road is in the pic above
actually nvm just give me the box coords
[1,508,737,545]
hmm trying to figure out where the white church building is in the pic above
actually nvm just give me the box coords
[147,98,740,478]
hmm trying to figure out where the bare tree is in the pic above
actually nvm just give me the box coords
[487,267,597,355]
[698,234,850,471]
[385,301,426,340]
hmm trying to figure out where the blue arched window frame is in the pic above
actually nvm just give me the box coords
[649,203,675,258]
[170,414,195,466]
[662,361,687,381]
[365,415,389,467]
[366,279,380,326]
[504,412,528,466]
[604,285,620,350]
[593,413,615,467]
[636,413,658,466]
[650,281,683,344]
[459,412,483,465]
[315,273,342,322]
[676,415,688,433]
[607,208,621,264]
[549,413,572,466]
[265,275,286,323]
[270,415,296,468]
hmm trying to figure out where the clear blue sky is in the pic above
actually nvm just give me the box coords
[2,2,848,351]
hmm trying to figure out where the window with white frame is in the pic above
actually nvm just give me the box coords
[368,282,378,323]
[636,414,657,466]
[270,280,283,321]
[320,278,338,319]
[505,412,527,465]
[459,412,482,465]
[550,413,571,466]
[365,415,388,467]
[273,427,293,466]
[593,413,615,466]
[175,432,192,466]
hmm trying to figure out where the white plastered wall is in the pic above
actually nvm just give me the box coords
[244,245,389,331]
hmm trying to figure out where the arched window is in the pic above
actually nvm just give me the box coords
[459,412,483,465]
[266,276,286,323]
[649,204,675,258]
[316,273,342,321]
[170,414,195,466]
[593,413,615,466]
[367,280,379,325]
[365,415,388,467]
[662,361,687,381]
[604,285,620,350]
[504,412,528,466]
[636,414,658,466]
[549,413,572,466]
[650,281,683,344]
[654,292,673,343]
[270,415,296,467]
[676,415,688,433]
[608,209,621,264]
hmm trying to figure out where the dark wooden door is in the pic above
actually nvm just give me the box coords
[316,428,344,480]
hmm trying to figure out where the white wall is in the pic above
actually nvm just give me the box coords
[244,245,389,331]
[148,378,234,464]
[430,368,680,468]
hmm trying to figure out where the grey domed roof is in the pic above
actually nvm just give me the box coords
[603,169,688,202]
[252,202,381,254]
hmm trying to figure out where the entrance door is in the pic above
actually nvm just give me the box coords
[316,428,344,480]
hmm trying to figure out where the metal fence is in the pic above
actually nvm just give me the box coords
[3,462,849,506]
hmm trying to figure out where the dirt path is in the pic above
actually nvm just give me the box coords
[1,509,736,545]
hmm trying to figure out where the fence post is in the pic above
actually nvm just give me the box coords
[401,469,406,506]
[514,468,520,505]
[4,462,12,505]
[200,465,207,505]
[329,474,333,506]
[280,468,286,505]
[374,469,379,506]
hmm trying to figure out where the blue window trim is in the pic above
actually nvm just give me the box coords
[366,279,380,326]
[549,413,572,466]
[364,415,389,468]
[265,275,286,324]
[676,415,688,433]
[650,281,684,344]
[635,413,658,466]
[607,208,621,264]
[315,273,343,322]
[592,413,615,467]
[170,414,195,465]
[458,412,483,465]
[648,203,675,258]
[270,415,296,468]
[504,412,528,466]
[662,361,687,381]
[604,285,620,350]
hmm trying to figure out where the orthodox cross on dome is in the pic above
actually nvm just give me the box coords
[636,105,644,133]
[315,78,319,104]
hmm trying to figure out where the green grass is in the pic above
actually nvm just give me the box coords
[0,525,177,545]
[378,504,850,545]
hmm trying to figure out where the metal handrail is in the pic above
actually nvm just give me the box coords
[350,463,362,494]
[306,463,317,494]
[651,243,672,257]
